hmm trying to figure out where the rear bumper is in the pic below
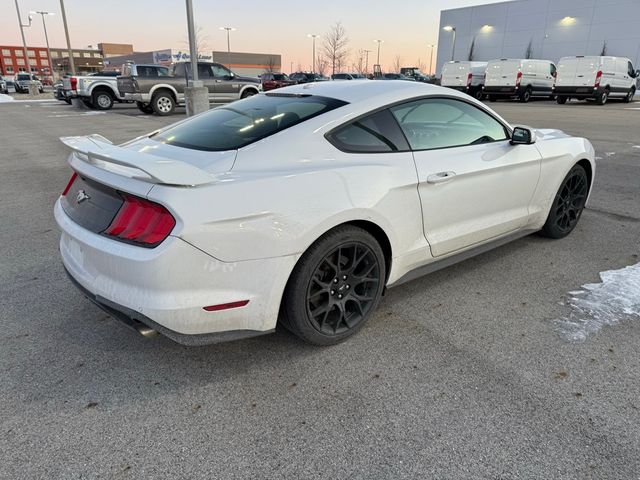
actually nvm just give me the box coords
[555,86,603,98]
[483,85,522,97]
[54,199,297,345]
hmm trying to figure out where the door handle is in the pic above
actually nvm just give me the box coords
[427,171,456,184]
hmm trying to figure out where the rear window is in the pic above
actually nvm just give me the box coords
[137,66,169,77]
[152,94,347,151]
[17,74,30,80]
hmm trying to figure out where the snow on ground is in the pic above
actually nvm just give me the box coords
[554,262,640,342]
[0,94,15,103]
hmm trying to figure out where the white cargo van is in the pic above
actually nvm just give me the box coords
[484,59,556,102]
[555,56,638,105]
[440,61,488,99]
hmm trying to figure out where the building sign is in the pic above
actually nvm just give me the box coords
[151,49,213,64]
[152,49,173,64]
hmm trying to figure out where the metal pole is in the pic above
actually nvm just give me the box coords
[428,45,434,75]
[40,14,54,82]
[185,0,198,83]
[365,50,369,74]
[377,43,380,64]
[14,0,30,73]
[312,37,316,73]
[451,29,457,61]
[227,29,231,69]
[59,0,75,74]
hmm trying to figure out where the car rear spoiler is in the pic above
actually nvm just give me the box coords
[60,134,215,186]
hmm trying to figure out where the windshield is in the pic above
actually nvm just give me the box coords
[152,94,347,151]
[17,74,31,80]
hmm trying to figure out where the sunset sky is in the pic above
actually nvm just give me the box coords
[2,0,503,73]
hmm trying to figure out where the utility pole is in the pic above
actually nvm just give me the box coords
[184,0,207,116]
[32,11,55,81]
[14,0,32,74]
[363,49,372,74]
[59,0,75,74]
[428,44,435,75]
[307,34,319,73]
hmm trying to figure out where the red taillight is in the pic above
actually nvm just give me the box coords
[467,72,473,86]
[516,71,523,86]
[595,70,602,88]
[61,172,78,196]
[104,193,175,247]
[203,300,250,312]
[70,76,77,90]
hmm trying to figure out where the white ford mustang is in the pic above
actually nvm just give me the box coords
[54,80,595,346]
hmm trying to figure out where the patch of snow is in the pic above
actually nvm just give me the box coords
[0,94,15,103]
[554,263,640,342]
[604,152,616,157]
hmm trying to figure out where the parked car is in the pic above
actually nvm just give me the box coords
[0,78,7,94]
[2,76,15,93]
[400,67,433,83]
[484,59,557,102]
[261,72,296,91]
[555,56,638,105]
[117,62,261,115]
[13,73,44,93]
[289,72,327,84]
[54,78,71,104]
[62,71,124,110]
[441,61,487,99]
[379,73,415,81]
[331,73,367,80]
[55,81,595,346]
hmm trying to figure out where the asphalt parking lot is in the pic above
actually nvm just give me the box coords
[1,97,639,479]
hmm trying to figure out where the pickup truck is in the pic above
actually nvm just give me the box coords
[62,71,126,110]
[117,62,261,115]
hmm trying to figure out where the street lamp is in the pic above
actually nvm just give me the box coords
[220,26,237,70]
[443,25,456,61]
[307,34,319,73]
[427,44,435,75]
[374,39,384,65]
[31,11,55,81]
[13,0,33,74]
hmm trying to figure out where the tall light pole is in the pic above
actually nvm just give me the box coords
[443,26,456,61]
[307,34,319,73]
[363,49,372,74]
[427,44,435,75]
[14,0,32,74]
[59,0,75,74]
[220,26,236,70]
[185,0,207,115]
[374,39,384,65]
[31,11,55,81]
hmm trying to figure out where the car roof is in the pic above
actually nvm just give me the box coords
[275,79,456,105]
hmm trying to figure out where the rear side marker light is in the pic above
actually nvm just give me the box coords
[61,172,78,196]
[203,300,250,312]
[595,70,602,88]
[104,193,175,247]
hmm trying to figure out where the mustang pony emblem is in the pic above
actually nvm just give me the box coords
[76,189,91,204]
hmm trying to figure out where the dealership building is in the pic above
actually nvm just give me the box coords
[436,0,640,75]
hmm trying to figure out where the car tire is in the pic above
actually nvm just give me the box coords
[624,87,635,103]
[92,90,114,110]
[540,164,589,239]
[556,96,568,104]
[240,89,257,99]
[82,98,95,109]
[281,225,386,346]
[151,90,175,116]
[64,98,72,105]
[473,88,484,100]
[596,88,609,105]
[488,95,497,102]
[136,101,154,114]
[519,87,532,103]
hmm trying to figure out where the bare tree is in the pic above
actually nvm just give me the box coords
[415,59,426,73]
[322,21,349,75]
[393,55,402,73]
[524,39,534,59]
[182,25,210,54]
[316,55,329,76]
[468,37,476,61]
[600,40,608,56]
[264,57,276,73]
[352,49,366,75]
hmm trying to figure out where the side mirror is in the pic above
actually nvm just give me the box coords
[635,69,640,78]
[510,126,536,145]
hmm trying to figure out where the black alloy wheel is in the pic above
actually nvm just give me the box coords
[282,226,385,345]
[541,164,589,239]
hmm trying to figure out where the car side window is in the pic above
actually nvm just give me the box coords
[390,98,509,151]
[198,64,213,78]
[628,62,635,78]
[550,63,557,77]
[212,64,231,78]
[328,109,409,153]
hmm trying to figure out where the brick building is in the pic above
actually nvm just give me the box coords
[0,45,52,80]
